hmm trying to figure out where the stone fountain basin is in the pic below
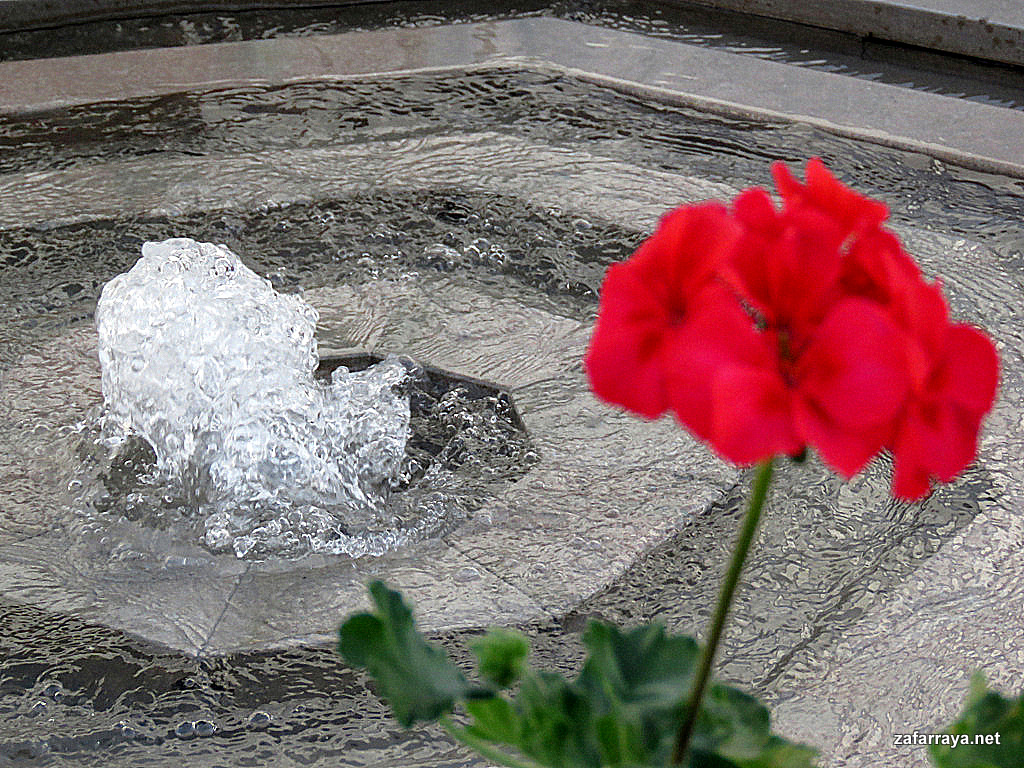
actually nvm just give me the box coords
[0,273,736,657]
[0,20,1021,764]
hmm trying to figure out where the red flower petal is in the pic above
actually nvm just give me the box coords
[792,396,889,478]
[632,202,740,307]
[941,324,999,415]
[842,228,922,307]
[732,187,777,231]
[708,365,801,465]
[585,202,743,422]
[666,285,773,441]
[773,158,889,236]
[585,261,673,419]
[890,399,981,499]
[796,298,910,432]
[890,449,933,501]
[886,323,997,498]
[728,192,843,337]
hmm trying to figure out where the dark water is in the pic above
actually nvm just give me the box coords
[0,70,1022,767]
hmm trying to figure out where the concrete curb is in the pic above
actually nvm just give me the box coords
[2,17,1022,179]
[677,0,1024,67]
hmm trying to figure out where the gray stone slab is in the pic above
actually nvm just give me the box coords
[312,281,598,392]
[0,19,1021,177]
[0,122,745,656]
[316,275,738,615]
[0,533,245,655]
[773,497,1024,768]
[203,540,544,655]
[3,0,1022,66]
[316,275,739,623]
[0,134,736,231]
[533,21,1024,179]
[447,458,735,616]
[0,425,65,544]
[0,328,103,544]
[429,310,738,613]
[681,0,1024,66]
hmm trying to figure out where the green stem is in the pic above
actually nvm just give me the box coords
[671,458,775,765]
[439,714,545,768]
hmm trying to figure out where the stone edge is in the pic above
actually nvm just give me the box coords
[677,0,1024,67]
[1,18,1021,179]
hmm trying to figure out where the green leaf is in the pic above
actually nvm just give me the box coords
[510,620,815,768]
[595,712,642,766]
[691,683,817,768]
[698,684,771,760]
[466,696,520,744]
[930,673,1024,768]
[472,628,530,689]
[514,670,591,767]
[339,586,816,768]
[578,621,700,711]
[568,622,688,764]
[338,581,472,726]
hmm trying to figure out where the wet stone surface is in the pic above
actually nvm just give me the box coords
[0,67,1021,767]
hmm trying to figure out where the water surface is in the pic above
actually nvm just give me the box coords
[0,70,1022,768]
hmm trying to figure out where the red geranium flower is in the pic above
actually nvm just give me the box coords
[584,203,770,444]
[585,159,1000,501]
[720,183,911,474]
[771,157,889,241]
[823,188,1000,499]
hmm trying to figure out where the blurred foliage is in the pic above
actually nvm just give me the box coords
[930,673,1024,768]
[339,581,817,768]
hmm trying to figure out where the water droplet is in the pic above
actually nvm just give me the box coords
[118,721,138,739]
[194,720,216,737]
[247,711,272,730]
[174,721,196,739]
[42,683,64,702]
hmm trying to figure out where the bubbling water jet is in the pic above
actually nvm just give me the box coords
[95,238,411,558]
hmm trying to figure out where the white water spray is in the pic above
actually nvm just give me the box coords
[95,238,410,557]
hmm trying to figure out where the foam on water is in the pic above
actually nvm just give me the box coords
[94,238,410,557]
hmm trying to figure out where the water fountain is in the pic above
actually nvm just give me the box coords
[95,237,415,558]
[0,4,1022,767]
